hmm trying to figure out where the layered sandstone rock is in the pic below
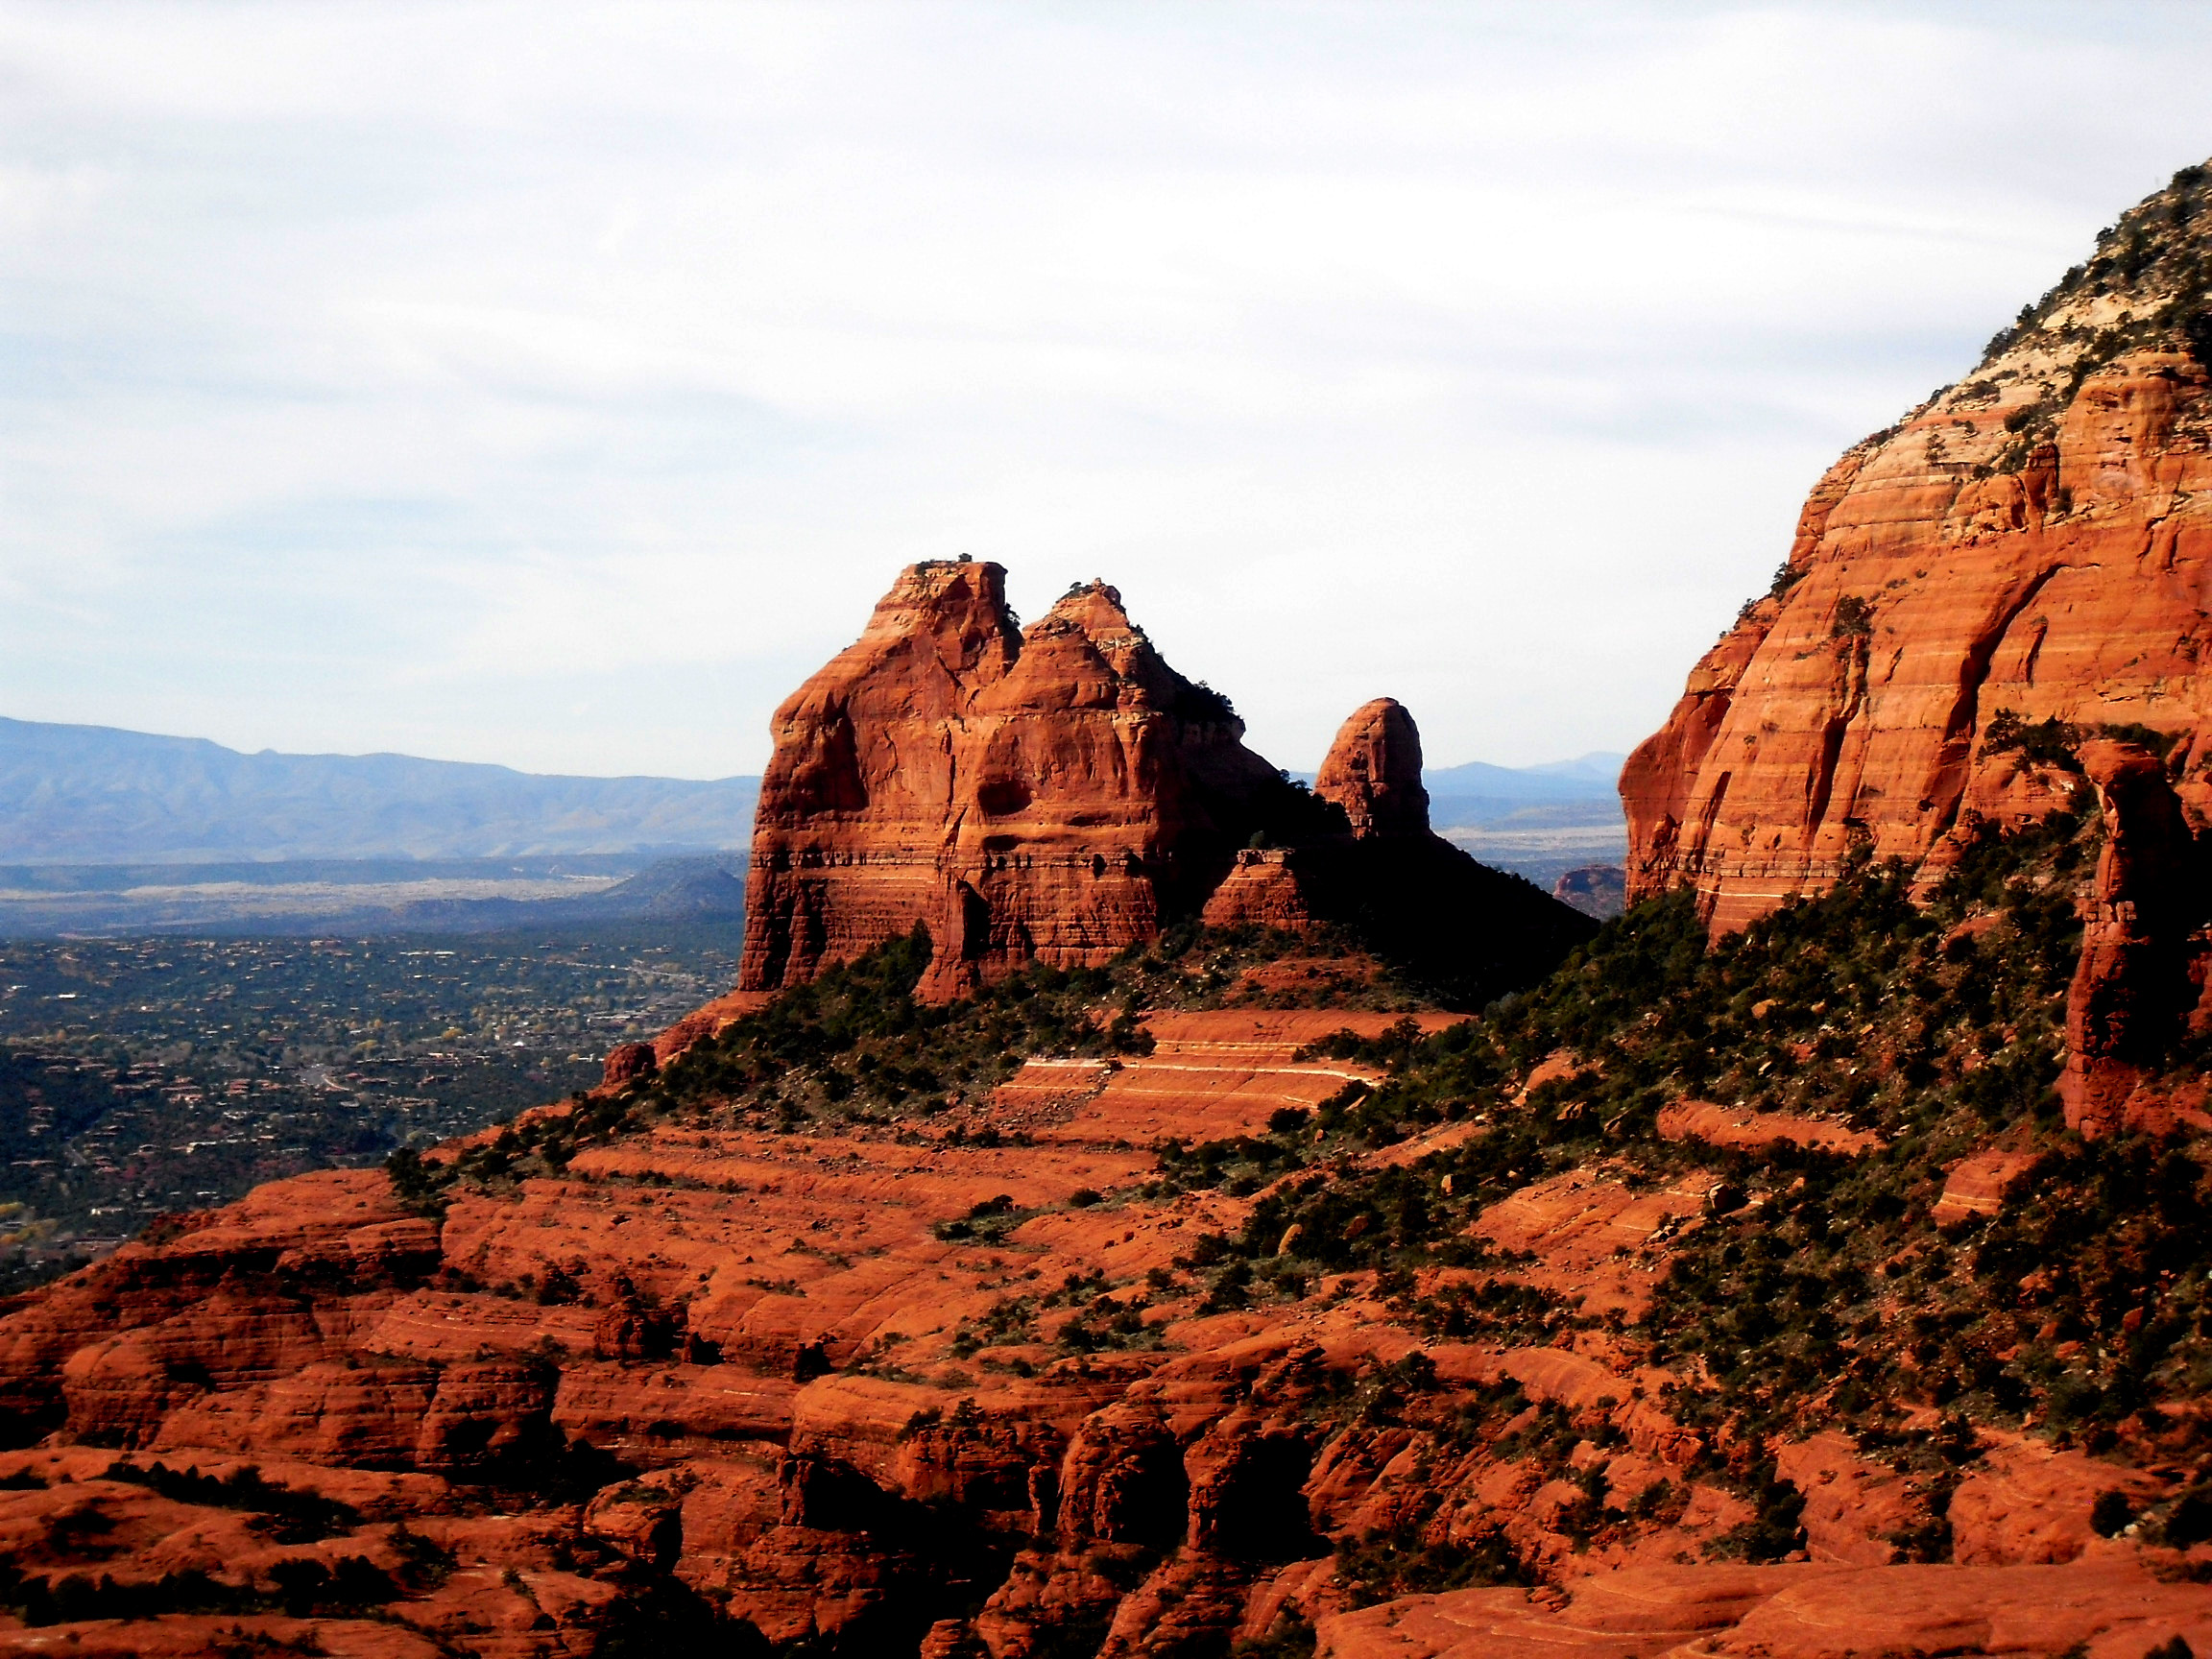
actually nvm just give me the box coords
[1625,161,2212,932]
[1313,1555,2212,1659]
[1314,698,1429,838]
[0,1009,1706,1657]
[598,1041,657,1094]
[744,565,1588,1003]
[739,564,1310,1001]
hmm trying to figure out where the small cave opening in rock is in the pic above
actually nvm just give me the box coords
[975,776,1034,817]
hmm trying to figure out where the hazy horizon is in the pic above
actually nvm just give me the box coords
[0,709,1625,784]
[9,2,2212,775]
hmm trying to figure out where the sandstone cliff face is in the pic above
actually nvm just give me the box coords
[2058,738,2208,1136]
[744,566,1587,1004]
[1625,162,2212,931]
[740,564,1301,1002]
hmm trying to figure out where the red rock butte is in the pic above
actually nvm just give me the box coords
[740,561,1589,1003]
[1624,161,2212,936]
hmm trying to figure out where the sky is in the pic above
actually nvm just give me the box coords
[6,2,2212,780]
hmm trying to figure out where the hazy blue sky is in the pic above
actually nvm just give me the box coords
[7,1,2212,777]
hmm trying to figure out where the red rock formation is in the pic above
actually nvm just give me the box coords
[1624,162,2212,933]
[743,564,1589,1003]
[6,987,2206,1654]
[597,1041,656,1094]
[2059,739,2205,1135]
[0,1012,1468,1654]
[650,986,772,1065]
[1202,699,1597,997]
[1313,1555,2212,1659]
[1930,1150,2040,1224]
[1314,697,1429,838]
[1199,849,1316,930]
[739,563,1296,1001]
[1656,1098,1883,1158]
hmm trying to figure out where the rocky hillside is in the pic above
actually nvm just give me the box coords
[2,830,2209,1653]
[1625,160,2212,934]
[741,563,1586,1005]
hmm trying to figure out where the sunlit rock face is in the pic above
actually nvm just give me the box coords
[1314,697,1430,839]
[1625,160,2212,934]
[737,562,1288,1001]
[741,564,1589,1003]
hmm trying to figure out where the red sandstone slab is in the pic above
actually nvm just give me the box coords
[1361,1118,1484,1170]
[1714,1555,2212,1656]
[0,1618,444,1657]
[1514,1048,1594,1104]
[1492,1346,1639,1417]
[1035,1059,1359,1147]
[1657,1099,1881,1157]
[551,1361,796,1461]
[0,1481,248,1580]
[652,987,773,1063]
[1932,1150,2040,1223]
[1313,1555,2212,1658]
[1947,1437,2167,1566]
[564,1128,1151,1214]
[1771,1431,1924,1566]
[1012,1190,1253,1279]
[1313,1565,1841,1659]
[789,1369,1063,1440]
[365,1291,600,1364]
[1141,1009,1465,1065]
[1473,1170,1714,1318]
[130,1167,410,1262]
[0,1447,448,1516]
[990,1058,1113,1110]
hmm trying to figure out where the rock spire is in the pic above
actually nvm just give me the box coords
[1315,697,1430,838]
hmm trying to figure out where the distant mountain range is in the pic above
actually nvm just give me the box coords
[0,716,1620,871]
[1425,751,1623,803]
[1419,752,1627,897]
[0,716,1619,889]
[367,854,749,935]
[0,717,759,863]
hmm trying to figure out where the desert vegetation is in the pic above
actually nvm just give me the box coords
[387,806,2212,1595]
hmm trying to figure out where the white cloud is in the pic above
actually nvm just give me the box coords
[3,0,2211,777]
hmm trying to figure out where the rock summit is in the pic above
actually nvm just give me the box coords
[740,562,1587,1004]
